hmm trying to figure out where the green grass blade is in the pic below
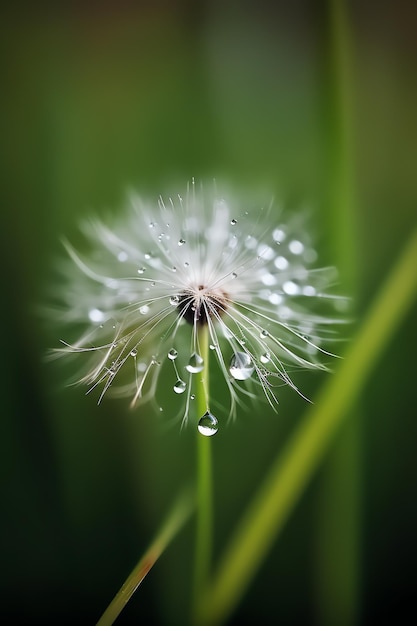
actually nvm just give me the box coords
[194,227,417,626]
[96,487,194,626]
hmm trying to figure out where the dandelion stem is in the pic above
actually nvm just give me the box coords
[96,488,194,626]
[193,323,213,609]
[194,227,417,626]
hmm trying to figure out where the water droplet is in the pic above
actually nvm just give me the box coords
[260,329,269,338]
[283,280,299,295]
[173,379,186,394]
[168,348,178,360]
[257,243,275,260]
[303,285,316,296]
[139,305,150,315]
[261,272,276,286]
[138,267,146,274]
[209,344,217,350]
[149,221,156,228]
[178,239,186,246]
[273,227,286,243]
[184,261,190,267]
[230,218,237,225]
[289,240,304,255]
[144,252,152,260]
[171,266,177,272]
[88,308,105,323]
[117,251,128,262]
[130,349,138,357]
[170,295,180,306]
[186,352,204,373]
[274,256,288,270]
[190,394,195,400]
[231,272,237,279]
[198,411,218,436]
[260,352,270,364]
[229,352,255,380]
[268,292,282,305]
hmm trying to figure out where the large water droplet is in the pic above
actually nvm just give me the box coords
[260,352,270,364]
[139,305,150,315]
[198,411,218,436]
[130,349,138,357]
[168,348,178,360]
[186,352,204,373]
[173,379,186,394]
[229,352,255,380]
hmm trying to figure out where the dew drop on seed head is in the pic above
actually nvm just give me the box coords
[171,266,177,272]
[230,218,237,225]
[229,352,255,380]
[139,305,150,315]
[173,379,186,394]
[88,308,105,323]
[231,272,237,279]
[260,352,270,364]
[198,411,218,436]
[138,267,146,274]
[130,349,138,357]
[170,295,180,306]
[273,228,286,243]
[190,394,195,400]
[274,256,288,270]
[178,239,186,246]
[186,352,204,373]
[283,280,299,295]
[289,240,304,255]
[260,329,269,338]
[168,348,178,360]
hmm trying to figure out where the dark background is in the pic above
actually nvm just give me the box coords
[1,2,417,624]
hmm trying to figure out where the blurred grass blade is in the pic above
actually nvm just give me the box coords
[194,227,417,626]
[96,487,194,626]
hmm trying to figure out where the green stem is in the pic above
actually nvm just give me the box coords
[193,324,212,609]
[96,488,194,626]
[317,1,360,623]
[194,227,417,626]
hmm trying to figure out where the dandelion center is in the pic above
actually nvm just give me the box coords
[177,285,229,325]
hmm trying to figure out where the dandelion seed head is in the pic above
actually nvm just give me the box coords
[52,182,345,428]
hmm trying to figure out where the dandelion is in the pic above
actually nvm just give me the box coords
[53,181,343,434]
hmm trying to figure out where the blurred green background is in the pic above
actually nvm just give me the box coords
[1,1,417,624]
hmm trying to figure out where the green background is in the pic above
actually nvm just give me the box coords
[2,2,416,624]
